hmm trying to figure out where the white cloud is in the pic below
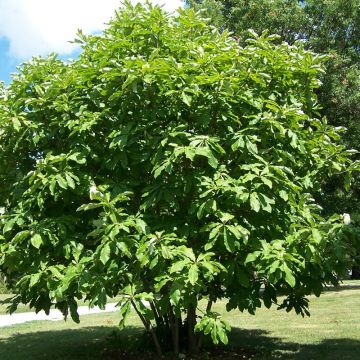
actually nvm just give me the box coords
[0,0,184,59]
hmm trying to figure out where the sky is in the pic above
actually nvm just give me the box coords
[0,0,184,84]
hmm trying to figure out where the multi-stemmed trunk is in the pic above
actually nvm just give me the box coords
[131,300,207,358]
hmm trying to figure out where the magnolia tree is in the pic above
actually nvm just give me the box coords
[0,2,357,356]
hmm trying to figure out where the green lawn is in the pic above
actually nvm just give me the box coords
[1,282,360,359]
[0,294,28,314]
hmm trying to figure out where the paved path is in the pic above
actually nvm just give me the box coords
[0,303,118,328]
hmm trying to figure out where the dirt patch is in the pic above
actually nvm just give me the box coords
[207,347,259,359]
[102,346,259,359]
[102,350,159,360]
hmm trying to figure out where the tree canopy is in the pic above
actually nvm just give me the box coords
[187,0,360,218]
[0,2,357,356]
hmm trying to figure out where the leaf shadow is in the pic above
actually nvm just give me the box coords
[227,327,360,360]
[0,324,359,360]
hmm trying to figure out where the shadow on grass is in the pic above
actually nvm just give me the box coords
[0,325,146,360]
[0,325,359,360]
[228,328,360,360]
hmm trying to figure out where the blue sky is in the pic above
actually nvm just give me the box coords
[0,0,183,85]
[0,38,15,83]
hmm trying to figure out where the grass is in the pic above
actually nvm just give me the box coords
[0,294,30,314]
[0,279,12,294]
[0,281,360,359]
[0,312,144,360]
[219,284,360,360]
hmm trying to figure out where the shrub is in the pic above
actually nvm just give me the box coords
[0,2,357,356]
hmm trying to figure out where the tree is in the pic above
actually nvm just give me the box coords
[188,0,360,277]
[0,2,357,356]
[187,0,306,43]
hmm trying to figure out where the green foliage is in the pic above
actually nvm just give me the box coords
[188,0,306,43]
[195,311,231,345]
[0,2,357,355]
[188,0,360,220]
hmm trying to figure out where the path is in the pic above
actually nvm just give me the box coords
[0,303,118,328]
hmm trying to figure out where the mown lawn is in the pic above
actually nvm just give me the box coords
[0,281,360,360]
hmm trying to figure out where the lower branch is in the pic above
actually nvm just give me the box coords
[131,299,163,358]
[206,298,213,313]
[150,300,163,328]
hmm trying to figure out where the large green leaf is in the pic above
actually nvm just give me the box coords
[188,264,199,285]
[30,234,43,249]
[100,243,111,265]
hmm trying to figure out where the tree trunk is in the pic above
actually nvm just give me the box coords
[351,265,360,279]
[187,305,197,354]
[131,299,163,358]
[150,301,163,328]
[168,308,180,355]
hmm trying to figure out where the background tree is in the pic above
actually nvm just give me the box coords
[188,0,360,277]
[0,2,357,356]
